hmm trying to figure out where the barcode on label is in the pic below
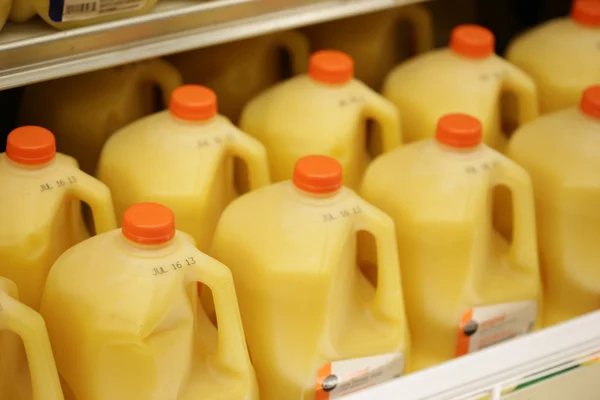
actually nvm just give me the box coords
[65,2,96,14]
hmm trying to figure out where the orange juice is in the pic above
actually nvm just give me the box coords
[40,203,257,400]
[19,60,182,175]
[97,85,270,251]
[361,114,541,372]
[506,1,600,114]
[167,31,310,122]
[240,51,401,190]
[211,155,409,400]
[383,25,539,152]
[304,4,433,89]
[0,126,116,311]
[0,277,63,400]
[507,86,600,327]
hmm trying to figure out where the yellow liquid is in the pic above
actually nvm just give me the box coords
[40,230,257,400]
[304,4,433,90]
[19,60,182,175]
[508,107,600,327]
[383,48,539,152]
[240,75,401,190]
[506,17,600,114]
[97,111,270,251]
[0,153,115,311]
[167,31,310,123]
[211,182,410,399]
[361,139,541,371]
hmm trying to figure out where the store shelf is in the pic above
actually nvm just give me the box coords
[345,311,600,400]
[0,0,428,90]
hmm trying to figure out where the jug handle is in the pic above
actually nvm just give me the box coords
[186,255,252,374]
[273,31,311,75]
[138,59,184,107]
[227,128,271,190]
[362,91,403,153]
[491,162,539,274]
[396,5,434,54]
[355,204,404,321]
[0,286,64,400]
[66,170,117,234]
[501,67,539,127]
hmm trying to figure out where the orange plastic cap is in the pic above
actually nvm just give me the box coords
[580,85,600,119]
[571,0,600,26]
[293,155,343,194]
[122,203,176,245]
[436,113,482,148]
[169,85,217,121]
[450,24,495,59]
[6,126,56,165]
[308,50,354,84]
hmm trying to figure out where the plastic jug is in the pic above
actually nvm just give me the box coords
[8,0,36,23]
[39,202,257,400]
[240,51,401,190]
[506,0,600,114]
[210,155,409,400]
[0,277,63,400]
[167,31,310,122]
[97,85,270,252]
[19,59,182,175]
[0,126,116,311]
[360,114,541,372]
[32,0,157,29]
[507,86,600,327]
[383,24,539,153]
[303,5,433,90]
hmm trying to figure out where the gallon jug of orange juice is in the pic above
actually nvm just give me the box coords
[507,86,600,327]
[19,59,182,175]
[167,31,310,122]
[40,203,257,400]
[210,155,409,400]
[97,85,270,251]
[0,126,116,311]
[506,0,600,114]
[32,0,157,29]
[360,114,541,372]
[240,51,401,190]
[383,24,539,152]
[0,277,63,400]
[303,4,433,90]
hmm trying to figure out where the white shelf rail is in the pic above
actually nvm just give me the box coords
[345,311,600,400]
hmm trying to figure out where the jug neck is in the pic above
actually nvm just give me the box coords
[170,113,219,127]
[118,233,180,257]
[292,184,343,199]
[5,155,55,170]
[435,141,483,155]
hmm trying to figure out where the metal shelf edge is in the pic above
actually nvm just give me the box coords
[0,0,428,90]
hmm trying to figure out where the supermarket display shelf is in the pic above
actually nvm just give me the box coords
[0,0,428,90]
[345,311,600,400]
